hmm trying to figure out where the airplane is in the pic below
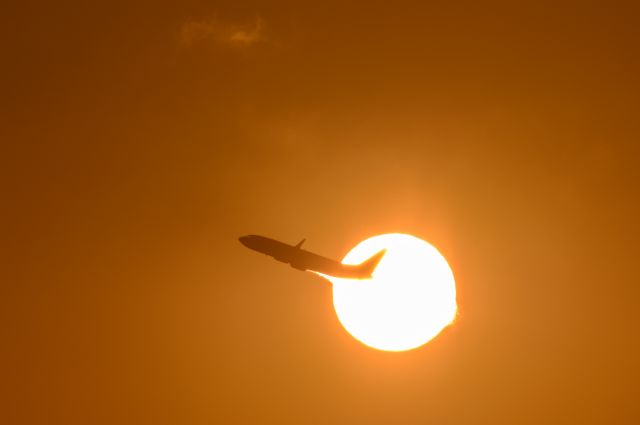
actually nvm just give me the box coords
[238,235,386,279]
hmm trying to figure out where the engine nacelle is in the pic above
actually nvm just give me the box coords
[290,263,306,271]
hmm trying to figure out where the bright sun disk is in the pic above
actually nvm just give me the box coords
[321,233,457,352]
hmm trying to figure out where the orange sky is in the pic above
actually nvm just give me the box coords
[3,1,639,423]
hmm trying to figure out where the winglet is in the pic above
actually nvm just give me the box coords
[295,238,306,249]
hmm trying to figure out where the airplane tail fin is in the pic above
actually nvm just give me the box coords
[358,249,386,277]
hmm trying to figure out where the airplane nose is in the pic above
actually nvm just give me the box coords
[238,236,250,247]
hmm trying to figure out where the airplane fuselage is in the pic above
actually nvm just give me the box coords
[238,235,384,279]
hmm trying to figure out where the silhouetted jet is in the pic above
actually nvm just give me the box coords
[239,235,385,279]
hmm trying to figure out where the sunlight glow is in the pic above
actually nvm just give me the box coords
[323,233,457,352]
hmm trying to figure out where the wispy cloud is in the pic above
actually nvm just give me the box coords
[180,16,265,48]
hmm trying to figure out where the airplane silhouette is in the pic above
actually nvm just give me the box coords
[239,235,385,279]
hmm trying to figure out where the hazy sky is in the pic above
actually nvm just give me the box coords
[3,1,639,424]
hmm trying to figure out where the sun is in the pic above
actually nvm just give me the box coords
[322,233,457,351]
